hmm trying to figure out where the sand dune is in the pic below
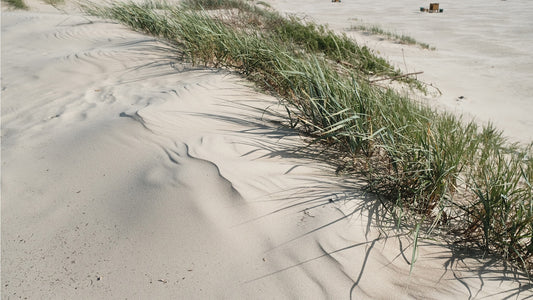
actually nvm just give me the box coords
[2,1,532,299]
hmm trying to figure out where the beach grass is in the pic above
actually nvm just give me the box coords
[82,0,532,276]
[3,0,28,9]
[44,0,64,5]
[350,23,434,50]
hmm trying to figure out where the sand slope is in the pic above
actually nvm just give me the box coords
[1,2,532,299]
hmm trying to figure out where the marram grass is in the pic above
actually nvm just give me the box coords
[350,23,434,50]
[3,0,28,9]
[82,0,533,276]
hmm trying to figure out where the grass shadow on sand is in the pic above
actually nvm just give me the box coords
[81,1,533,278]
[185,80,532,297]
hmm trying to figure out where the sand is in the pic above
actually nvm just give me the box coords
[269,0,533,143]
[1,0,532,299]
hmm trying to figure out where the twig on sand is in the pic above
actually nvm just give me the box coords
[370,71,424,83]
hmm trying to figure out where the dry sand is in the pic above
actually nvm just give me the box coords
[1,0,532,299]
[270,0,533,143]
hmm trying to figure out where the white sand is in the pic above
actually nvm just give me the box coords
[1,1,532,299]
[269,0,533,143]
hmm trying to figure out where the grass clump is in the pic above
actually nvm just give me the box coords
[44,0,64,5]
[181,0,416,83]
[2,0,28,9]
[82,0,533,276]
[351,23,434,50]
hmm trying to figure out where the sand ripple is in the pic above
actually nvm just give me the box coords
[2,5,531,299]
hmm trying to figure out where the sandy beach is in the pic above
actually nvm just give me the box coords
[2,0,532,298]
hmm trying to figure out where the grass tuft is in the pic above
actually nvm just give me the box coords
[44,0,65,5]
[3,0,28,9]
[350,23,434,50]
[82,0,532,276]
